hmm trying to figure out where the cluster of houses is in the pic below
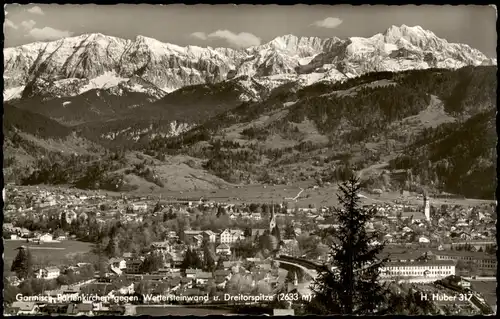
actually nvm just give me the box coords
[6,247,289,316]
[3,186,497,315]
[359,198,496,247]
[3,186,332,230]
[3,223,67,242]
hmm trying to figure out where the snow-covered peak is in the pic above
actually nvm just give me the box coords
[254,34,333,57]
[77,32,107,39]
[4,27,494,102]
[384,25,434,38]
[134,34,180,50]
[382,25,446,51]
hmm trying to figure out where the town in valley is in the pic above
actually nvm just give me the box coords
[3,183,497,315]
[3,3,497,317]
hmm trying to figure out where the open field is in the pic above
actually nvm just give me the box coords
[3,240,93,276]
[149,183,495,207]
[9,182,495,208]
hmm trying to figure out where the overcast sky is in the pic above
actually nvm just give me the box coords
[4,4,497,57]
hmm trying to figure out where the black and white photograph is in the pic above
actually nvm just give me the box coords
[2,3,497,316]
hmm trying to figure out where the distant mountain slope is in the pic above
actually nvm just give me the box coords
[73,76,267,148]
[3,103,72,138]
[138,75,268,120]
[4,25,495,103]
[3,105,104,184]
[145,66,496,198]
[7,88,158,126]
[2,102,232,193]
[4,75,266,148]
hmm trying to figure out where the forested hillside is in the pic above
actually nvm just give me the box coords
[5,66,495,198]
[145,66,496,198]
[390,109,496,199]
[4,104,72,138]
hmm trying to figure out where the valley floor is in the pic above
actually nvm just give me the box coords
[9,182,495,208]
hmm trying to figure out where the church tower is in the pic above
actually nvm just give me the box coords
[269,202,276,232]
[424,194,430,221]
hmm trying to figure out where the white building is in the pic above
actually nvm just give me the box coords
[216,244,231,255]
[380,260,455,281]
[39,233,53,243]
[131,202,148,211]
[35,267,61,280]
[424,195,430,221]
[125,259,144,274]
[203,230,217,243]
[185,269,202,279]
[109,258,127,270]
[419,236,430,243]
[250,212,262,220]
[219,229,244,244]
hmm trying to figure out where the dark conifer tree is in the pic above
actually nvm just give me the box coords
[140,253,163,274]
[202,241,216,272]
[306,176,387,315]
[181,248,203,270]
[243,227,252,238]
[60,212,68,230]
[11,247,33,279]
[216,206,226,218]
[105,236,120,257]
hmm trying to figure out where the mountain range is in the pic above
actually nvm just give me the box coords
[4,24,495,102]
[3,25,497,199]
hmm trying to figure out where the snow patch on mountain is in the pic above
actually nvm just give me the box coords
[297,72,326,86]
[4,86,25,101]
[383,43,398,54]
[234,76,263,102]
[100,120,194,142]
[79,72,128,94]
[299,55,317,65]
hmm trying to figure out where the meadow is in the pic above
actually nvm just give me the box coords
[3,239,93,276]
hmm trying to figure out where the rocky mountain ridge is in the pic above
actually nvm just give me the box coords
[4,25,495,102]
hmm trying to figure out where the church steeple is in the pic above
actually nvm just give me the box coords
[424,193,430,221]
[269,202,276,232]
